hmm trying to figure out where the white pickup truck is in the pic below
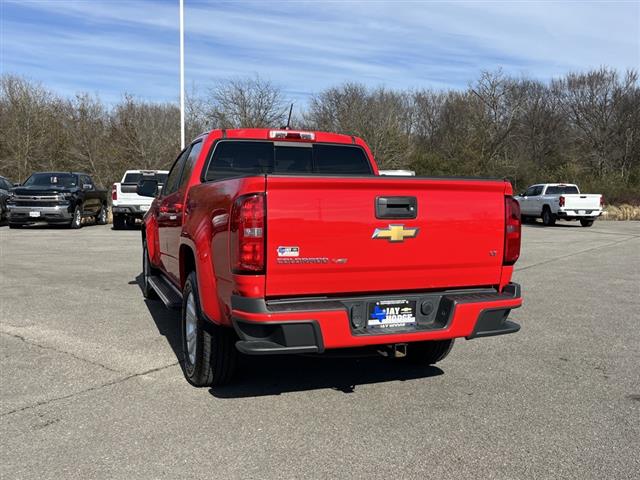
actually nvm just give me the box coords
[111,170,168,229]
[515,183,603,227]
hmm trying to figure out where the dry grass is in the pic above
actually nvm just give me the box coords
[602,204,640,221]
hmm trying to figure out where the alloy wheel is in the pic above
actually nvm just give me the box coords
[185,292,197,365]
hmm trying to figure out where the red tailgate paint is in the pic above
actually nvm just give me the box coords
[265,176,508,297]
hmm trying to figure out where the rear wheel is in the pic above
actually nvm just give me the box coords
[406,339,454,365]
[542,207,556,226]
[112,213,125,230]
[141,240,158,299]
[96,204,108,225]
[8,223,21,229]
[580,219,594,227]
[181,272,238,387]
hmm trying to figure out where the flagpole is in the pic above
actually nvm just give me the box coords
[179,0,185,149]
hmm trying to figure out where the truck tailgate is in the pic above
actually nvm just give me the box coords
[265,176,508,297]
[116,184,153,204]
[562,194,601,210]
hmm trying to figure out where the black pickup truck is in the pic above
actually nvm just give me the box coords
[6,172,109,229]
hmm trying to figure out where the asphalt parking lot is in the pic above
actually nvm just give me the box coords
[1,221,639,479]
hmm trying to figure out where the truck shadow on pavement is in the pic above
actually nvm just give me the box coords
[210,355,444,398]
[523,222,583,228]
[134,273,444,398]
[132,274,184,362]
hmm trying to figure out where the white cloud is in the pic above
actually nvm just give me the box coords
[2,0,638,103]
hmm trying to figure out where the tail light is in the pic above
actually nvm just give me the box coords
[600,196,604,207]
[269,130,315,140]
[559,195,565,207]
[504,196,521,266]
[111,184,117,201]
[230,194,265,273]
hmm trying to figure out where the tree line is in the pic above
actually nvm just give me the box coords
[1,68,638,203]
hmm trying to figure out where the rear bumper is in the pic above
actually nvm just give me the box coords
[231,283,522,355]
[557,208,602,218]
[112,205,149,216]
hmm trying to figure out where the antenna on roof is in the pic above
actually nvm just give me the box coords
[284,103,294,130]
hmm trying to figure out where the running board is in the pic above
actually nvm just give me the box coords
[147,275,182,309]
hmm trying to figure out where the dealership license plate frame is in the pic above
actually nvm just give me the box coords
[367,299,417,330]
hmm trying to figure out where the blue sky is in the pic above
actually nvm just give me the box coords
[1,0,638,105]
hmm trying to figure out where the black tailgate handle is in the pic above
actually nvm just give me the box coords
[375,196,417,219]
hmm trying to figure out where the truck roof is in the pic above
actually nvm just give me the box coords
[201,128,362,145]
[31,171,90,177]
[535,183,578,187]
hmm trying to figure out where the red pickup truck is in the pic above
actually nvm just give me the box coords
[138,128,522,387]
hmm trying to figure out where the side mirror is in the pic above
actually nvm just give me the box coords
[83,184,93,190]
[137,179,158,197]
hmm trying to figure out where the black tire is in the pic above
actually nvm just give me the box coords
[112,214,126,230]
[542,207,556,226]
[580,219,594,227]
[8,223,21,229]
[96,204,108,225]
[69,205,82,229]
[141,239,158,299]
[406,339,454,365]
[181,272,238,387]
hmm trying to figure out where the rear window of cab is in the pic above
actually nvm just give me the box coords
[546,185,579,195]
[204,141,373,181]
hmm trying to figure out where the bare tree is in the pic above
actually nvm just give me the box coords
[205,76,289,128]
[552,68,639,180]
[0,75,63,181]
[65,93,110,187]
[0,71,638,203]
[109,95,180,174]
[306,83,412,168]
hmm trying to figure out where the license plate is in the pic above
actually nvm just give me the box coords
[29,211,41,218]
[368,299,416,329]
[140,205,149,212]
[579,210,586,215]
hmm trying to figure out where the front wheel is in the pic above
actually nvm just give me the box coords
[181,272,238,387]
[580,219,594,227]
[69,205,82,229]
[406,339,454,365]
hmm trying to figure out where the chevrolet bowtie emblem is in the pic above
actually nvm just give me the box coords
[372,224,419,242]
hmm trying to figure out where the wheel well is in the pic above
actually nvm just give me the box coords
[180,245,196,288]
[542,204,551,212]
